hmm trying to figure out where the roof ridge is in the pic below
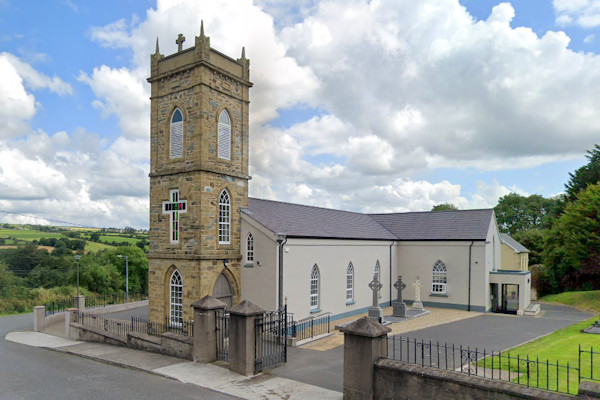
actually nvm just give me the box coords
[248,197,367,216]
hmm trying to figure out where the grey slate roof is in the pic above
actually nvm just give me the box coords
[499,233,530,253]
[369,209,494,241]
[242,198,494,241]
[242,198,396,240]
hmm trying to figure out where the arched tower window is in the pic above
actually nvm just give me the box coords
[170,108,183,159]
[310,264,320,311]
[219,189,231,244]
[246,233,254,262]
[169,270,183,326]
[346,263,354,303]
[432,260,447,294]
[218,110,231,160]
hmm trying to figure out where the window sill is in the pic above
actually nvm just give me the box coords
[430,293,448,297]
[243,262,254,268]
[346,301,355,306]
[310,308,322,314]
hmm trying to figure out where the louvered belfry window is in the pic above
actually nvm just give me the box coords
[218,109,231,160]
[170,108,183,159]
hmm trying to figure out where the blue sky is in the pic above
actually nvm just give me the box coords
[1,0,599,228]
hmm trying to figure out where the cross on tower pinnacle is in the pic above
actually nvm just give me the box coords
[176,33,186,52]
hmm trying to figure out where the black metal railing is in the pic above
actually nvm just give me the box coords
[255,306,287,373]
[289,312,331,341]
[216,309,229,362]
[44,297,76,316]
[75,312,131,337]
[128,317,193,338]
[85,292,147,309]
[580,345,600,382]
[387,336,583,395]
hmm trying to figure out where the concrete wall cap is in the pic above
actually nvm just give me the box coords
[191,295,227,310]
[339,316,391,337]
[228,299,265,316]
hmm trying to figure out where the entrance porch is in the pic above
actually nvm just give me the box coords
[489,270,531,315]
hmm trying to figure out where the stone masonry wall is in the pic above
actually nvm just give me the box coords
[147,31,250,323]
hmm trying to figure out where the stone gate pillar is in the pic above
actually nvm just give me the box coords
[191,295,226,363]
[229,300,264,376]
[340,316,391,400]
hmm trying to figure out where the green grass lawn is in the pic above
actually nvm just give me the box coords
[477,317,598,394]
[473,291,600,395]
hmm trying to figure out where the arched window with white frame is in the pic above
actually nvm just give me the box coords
[246,232,254,263]
[218,189,230,244]
[170,108,183,159]
[169,269,183,326]
[432,260,447,294]
[310,264,320,311]
[346,263,354,303]
[218,109,231,160]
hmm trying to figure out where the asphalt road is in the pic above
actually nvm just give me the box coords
[0,313,239,400]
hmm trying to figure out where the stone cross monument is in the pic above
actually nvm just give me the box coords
[412,276,424,310]
[368,273,384,322]
[393,276,407,318]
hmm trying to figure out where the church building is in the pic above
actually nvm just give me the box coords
[147,28,532,325]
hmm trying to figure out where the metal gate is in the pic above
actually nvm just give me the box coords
[254,305,287,373]
[216,309,229,362]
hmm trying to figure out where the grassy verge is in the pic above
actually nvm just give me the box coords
[540,291,600,313]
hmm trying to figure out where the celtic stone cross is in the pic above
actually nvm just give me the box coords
[394,276,406,303]
[176,33,186,51]
[369,273,383,308]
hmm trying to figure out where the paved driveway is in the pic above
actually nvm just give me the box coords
[274,303,594,392]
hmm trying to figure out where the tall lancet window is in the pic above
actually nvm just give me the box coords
[432,260,447,294]
[346,263,354,303]
[310,264,320,311]
[218,109,231,160]
[219,189,231,244]
[170,108,183,159]
[169,270,183,326]
[246,233,254,262]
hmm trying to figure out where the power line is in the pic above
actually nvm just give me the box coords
[0,209,102,229]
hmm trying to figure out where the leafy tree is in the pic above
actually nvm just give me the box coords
[565,144,600,200]
[431,203,458,211]
[512,229,544,265]
[494,193,558,234]
[89,232,100,242]
[542,183,600,293]
[0,243,49,273]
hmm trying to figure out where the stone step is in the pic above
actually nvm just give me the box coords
[523,303,541,316]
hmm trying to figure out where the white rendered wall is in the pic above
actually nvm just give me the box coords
[240,217,278,311]
[282,238,395,321]
[396,241,488,312]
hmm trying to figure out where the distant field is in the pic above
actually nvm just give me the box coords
[0,228,64,241]
[99,235,138,244]
[85,241,115,252]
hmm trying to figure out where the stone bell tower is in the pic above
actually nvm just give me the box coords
[147,24,252,323]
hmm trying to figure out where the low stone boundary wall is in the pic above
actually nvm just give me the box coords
[374,359,575,400]
[69,322,193,360]
[86,300,148,315]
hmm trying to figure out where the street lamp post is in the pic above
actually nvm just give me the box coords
[73,255,81,298]
[117,255,129,303]
[276,233,287,310]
